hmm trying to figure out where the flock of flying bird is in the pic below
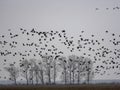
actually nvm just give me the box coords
[0,28,120,81]
[95,6,120,11]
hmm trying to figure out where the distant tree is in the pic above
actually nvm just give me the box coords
[68,56,72,84]
[42,55,53,84]
[29,59,39,85]
[34,64,39,85]
[20,59,30,85]
[52,55,60,84]
[40,55,61,85]
[58,56,68,84]
[29,67,34,85]
[82,57,94,84]
[38,60,44,85]
[29,59,35,85]
[4,64,19,85]
[76,56,86,84]
[68,55,78,84]
[65,55,94,85]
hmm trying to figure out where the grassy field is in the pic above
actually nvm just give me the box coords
[0,84,120,90]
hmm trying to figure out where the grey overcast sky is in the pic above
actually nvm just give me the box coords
[0,0,120,82]
[0,0,120,34]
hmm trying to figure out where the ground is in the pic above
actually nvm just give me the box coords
[0,84,120,90]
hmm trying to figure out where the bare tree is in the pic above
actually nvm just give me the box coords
[34,64,39,85]
[27,58,45,85]
[64,55,94,85]
[76,56,86,84]
[52,55,60,84]
[67,55,79,84]
[29,60,34,85]
[58,56,68,84]
[39,55,61,85]
[68,55,79,84]
[42,55,53,84]
[38,60,44,85]
[82,57,94,84]
[4,64,19,85]
[20,59,30,85]
[29,59,40,85]
[29,67,34,85]
[68,57,72,84]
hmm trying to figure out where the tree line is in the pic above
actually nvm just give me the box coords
[4,55,94,85]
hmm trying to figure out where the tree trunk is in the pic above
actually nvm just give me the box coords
[14,77,17,85]
[87,71,90,84]
[41,70,44,85]
[70,67,72,84]
[36,72,39,85]
[31,71,34,85]
[53,62,56,84]
[77,71,80,84]
[77,65,80,84]
[48,68,51,84]
[26,71,29,85]
[64,68,67,85]
[73,70,75,84]
[38,70,44,85]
